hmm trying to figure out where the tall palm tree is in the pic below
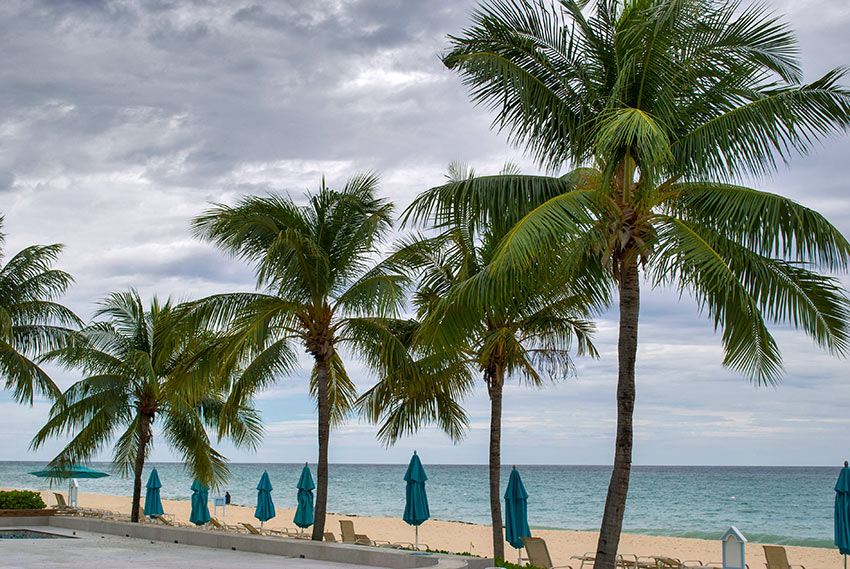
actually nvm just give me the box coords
[191,174,406,540]
[0,216,80,404]
[360,163,600,561]
[31,290,262,523]
[438,1,850,567]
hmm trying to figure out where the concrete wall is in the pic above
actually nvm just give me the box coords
[0,515,493,569]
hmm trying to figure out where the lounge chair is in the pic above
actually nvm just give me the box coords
[241,522,267,535]
[763,545,806,569]
[651,557,718,569]
[568,550,640,569]
[338,520,391,547]
[52,493,113,518]
[153,515,190,528]
[209,517,242,532]
[240,522,293,537]
[324,532,337,542]
[522,537,573,569]
[52,492,76,512]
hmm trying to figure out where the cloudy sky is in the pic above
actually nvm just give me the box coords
[2,0,849,467]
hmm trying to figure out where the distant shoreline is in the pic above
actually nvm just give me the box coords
[1,460,842,468]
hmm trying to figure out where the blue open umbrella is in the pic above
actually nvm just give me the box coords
[30,464,109,507]
[255,471,275,526]
[505,466,531,562]
[293,463,314,533]
[836,461,850,569]
[30,464,110,479]
[143,469,164,518]
[189,478,211,526]
[403,451,430,549]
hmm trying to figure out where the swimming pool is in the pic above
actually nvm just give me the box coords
[0,529,71,539]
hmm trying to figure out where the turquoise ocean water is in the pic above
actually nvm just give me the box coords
[0,462,838,548]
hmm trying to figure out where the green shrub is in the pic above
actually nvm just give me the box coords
[0,490,47,510]
[495,558,546,569]
[424,548,478,557]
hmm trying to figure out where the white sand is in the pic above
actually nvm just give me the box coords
[24,490,846,569]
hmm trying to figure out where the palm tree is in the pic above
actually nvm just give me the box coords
[0,216,80,404]
[31,290,263,523]
[360,163,600,561]
[191,174,406,540]
[438,1,850,567]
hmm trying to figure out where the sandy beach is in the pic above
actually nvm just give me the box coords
[17,490,842,569]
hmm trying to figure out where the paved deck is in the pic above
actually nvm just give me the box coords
[3,526,378,569]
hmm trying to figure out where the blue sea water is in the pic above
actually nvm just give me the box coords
[0,462,838,548]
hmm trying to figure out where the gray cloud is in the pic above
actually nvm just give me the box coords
[0,0,848,466]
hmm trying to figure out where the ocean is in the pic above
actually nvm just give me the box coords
[0,462,838,549]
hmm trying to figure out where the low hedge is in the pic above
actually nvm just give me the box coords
[0,490,47,510]
[496,558,546,569]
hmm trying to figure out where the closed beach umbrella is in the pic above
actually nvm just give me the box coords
[504,466,531,562]
[293,463,315,533]
[189,478,211,526]
[836,461,850,569]
[403,451,430,549]
[255,471,276,526]
[143,469,164,518]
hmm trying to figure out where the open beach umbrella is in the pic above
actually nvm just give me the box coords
[189,478,211,526]
[293,463,315,533]
[143,469,164,518]
[255,471,276,526]
[836,461,850,569]
[505,466,531,563]
[30,464,110,479]
[403,451,430,549]
[30,464,109,506]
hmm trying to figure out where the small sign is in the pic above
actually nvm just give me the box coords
[721,526,747,569]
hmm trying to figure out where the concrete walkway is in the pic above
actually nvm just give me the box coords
[3,526,378,569]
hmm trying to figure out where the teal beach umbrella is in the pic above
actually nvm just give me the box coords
[189,479,211,526]
[255,471,276,526]
[504,466,531,561]
[30,464,109,479]
[30,464,109,506]
[293,463,315,532]
[403,451,430,549]
[143,469,164,518]
[836,461,850,568]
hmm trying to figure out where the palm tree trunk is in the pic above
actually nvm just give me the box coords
[130,412,153,523]
[488,367,505,561]
[594,258,639,569]
[312,356,331,541]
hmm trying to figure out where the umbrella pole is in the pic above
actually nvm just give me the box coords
[415,526,418,550]
[518,547,522,565]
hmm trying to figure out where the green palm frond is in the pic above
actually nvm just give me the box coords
[652,216,786,383]
[310,353,357,427]
[112,416,141,478]
[34,290,262,492]
[0,237,78,404]
[363,163,602,445]
[161,400,230,488]
[672,182,850,270]
[192,174,403,452]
